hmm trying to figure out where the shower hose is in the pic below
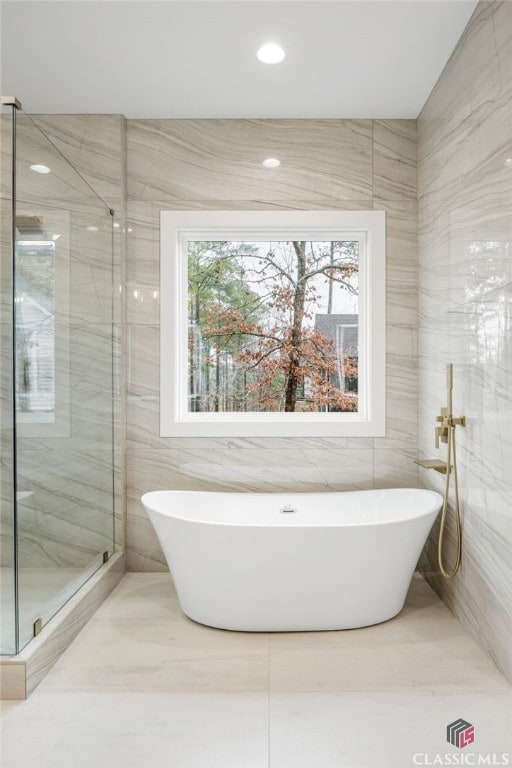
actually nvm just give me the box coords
[438,421,462,578]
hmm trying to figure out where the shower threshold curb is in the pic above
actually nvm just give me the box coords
[0,552,125,700]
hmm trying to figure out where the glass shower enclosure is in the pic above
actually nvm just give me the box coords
[0,98,115,655]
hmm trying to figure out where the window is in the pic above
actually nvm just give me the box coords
[15,238,56,418]
[160,211,385,437]
[15,210,71,437]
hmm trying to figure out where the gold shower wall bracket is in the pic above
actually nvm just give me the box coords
[435,407,466,448]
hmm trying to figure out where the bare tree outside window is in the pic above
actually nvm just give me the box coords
[187,240,359,414]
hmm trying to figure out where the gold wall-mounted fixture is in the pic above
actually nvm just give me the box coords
[435,407,466,448]
[415,363,465,578]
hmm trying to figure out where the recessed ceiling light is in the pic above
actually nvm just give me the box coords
[30,164,51,174]
[506,158,512,166]
[86,225,99,232]
[113,222,120,229]
[263,158,281,168]
[257,43,285,65]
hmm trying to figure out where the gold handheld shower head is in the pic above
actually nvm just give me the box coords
[446,363,453,416]
[446,363,453,391]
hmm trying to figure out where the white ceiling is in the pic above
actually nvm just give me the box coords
[0,0,478,118]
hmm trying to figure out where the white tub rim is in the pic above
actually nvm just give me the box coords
[142,488,443,529]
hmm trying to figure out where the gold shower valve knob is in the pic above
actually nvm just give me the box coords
[435,425,449,448]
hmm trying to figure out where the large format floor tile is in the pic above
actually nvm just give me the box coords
[91,571,178,620]
[269,691,512,767]
[37,573,269,693]
[37,615,270,693]
[0,693,269,768]
[1,573,511,768]
[268,576,508,692]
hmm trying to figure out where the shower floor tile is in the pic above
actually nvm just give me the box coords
[0,567,84,653]
[1,573,511,768]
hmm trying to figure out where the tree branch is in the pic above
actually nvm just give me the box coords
[244,344,284,371]
[193,252,296,286]
[203,329,282,344]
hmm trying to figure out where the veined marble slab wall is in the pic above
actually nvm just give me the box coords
[417,1,512,680]
[126,118,418,571]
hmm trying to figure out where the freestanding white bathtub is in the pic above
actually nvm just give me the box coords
[141,488,442,632]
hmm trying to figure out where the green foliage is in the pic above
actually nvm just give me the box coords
[188,241,265,352]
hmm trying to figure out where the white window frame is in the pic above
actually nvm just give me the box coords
[160,210,386,437]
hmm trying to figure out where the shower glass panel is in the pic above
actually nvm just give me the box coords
[0,102,16,655]
[1,104,115,654]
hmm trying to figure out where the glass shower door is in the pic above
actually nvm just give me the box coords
[13,110,115,651]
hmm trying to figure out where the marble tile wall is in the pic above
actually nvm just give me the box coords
[417,1,512,681]
[126,118,418,571]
